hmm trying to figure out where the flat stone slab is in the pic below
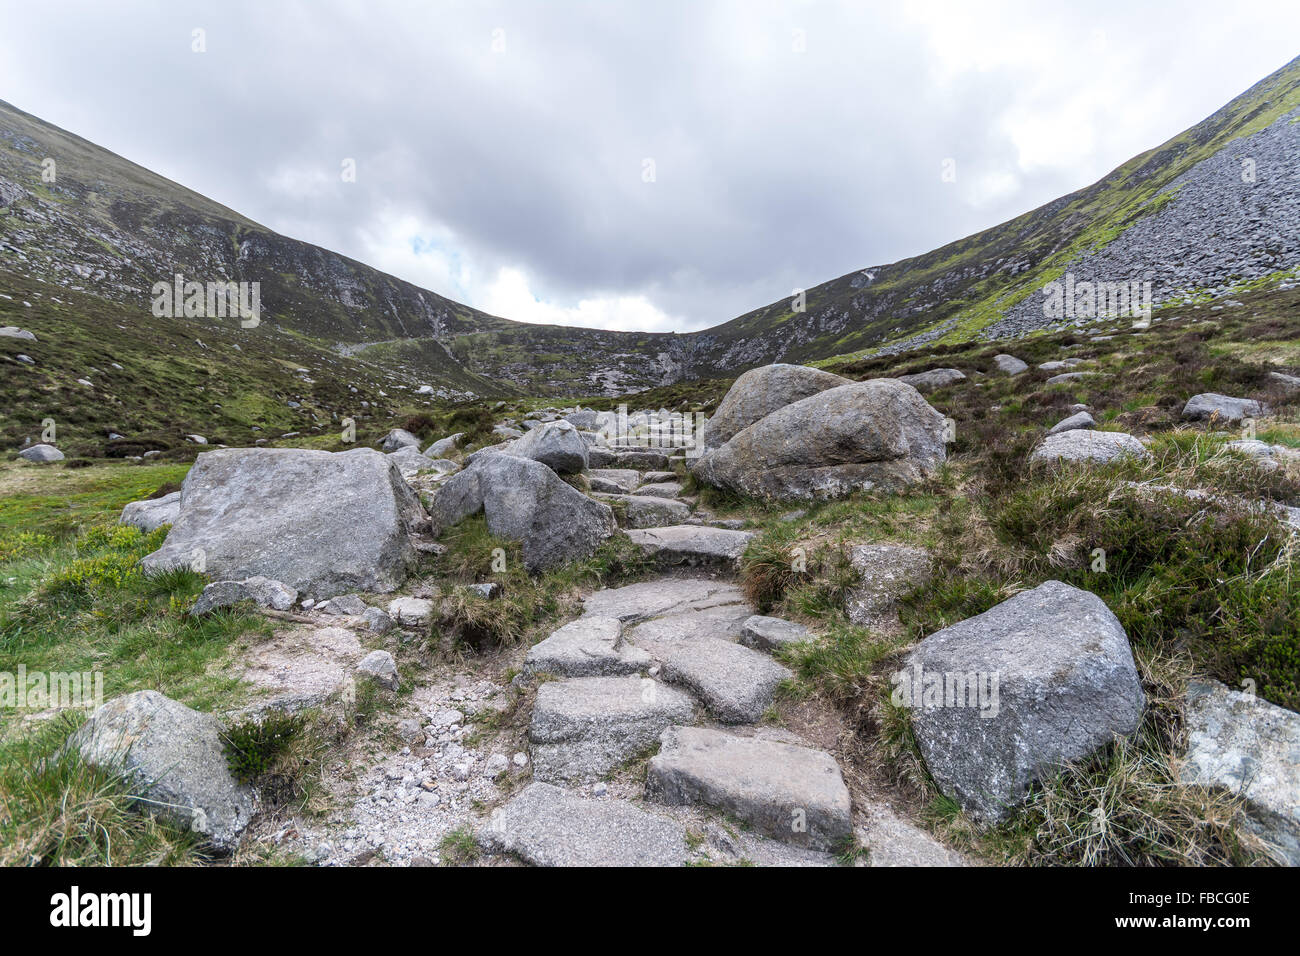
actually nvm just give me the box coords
[529,676,696,783]
[625,600,753,645]
[586,468,642,494]
[647,726,852,851]
[1029,429,1150,466]
[1179,680,1300,866]
[525,616,651,678]
[856,804,967,866]
[237,625,365,712]
[633,481,683,498]
[480,782,688,866]
[740,615,809,651]
[583,577,748,622]
[1182,393,1268,424]
[632,633,790,723]
[598,493,691,528]
[626,525,755,570]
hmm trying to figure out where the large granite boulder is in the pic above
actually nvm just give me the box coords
[509,420,589,474]
[141,448,425,599]
[429,454,615,572]
[1029,430,1150,466]
[68,690,255,853]
[703,363,851,452]
[18,443,64,463]
[379,428,422,452]
[1181,393,1269,424]
[903,581,1145,821]
[897,368,966,391]
[693,379,947,500]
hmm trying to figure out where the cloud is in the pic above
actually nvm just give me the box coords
[1,0,1298,332]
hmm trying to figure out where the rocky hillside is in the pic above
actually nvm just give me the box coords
[6,57,1299,403]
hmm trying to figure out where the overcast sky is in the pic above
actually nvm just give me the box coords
[2,1,1297,332]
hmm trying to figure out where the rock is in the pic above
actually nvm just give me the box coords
[993,354,1028,375]
[641,471,677,483]
[846,544,932,627]
[120,491,180,531]
[386,445,452,477]
[484,753,510,778]
[317,593,368,616]
[1266,371,1300,394]
[69,691,254,852]
[0,325,37,340]
[625,525,754,570]
[897,368,966,391]
[493,423,524,440]
[237,625,364,712]
[631,633,790,723]
[563,410,599,430]
[633,481,683,498]
[423,433,464,458]
[693,380,947,501]
[186,434,208,445]
[1038,359,1083,372]
[583,577,748,622]
[480,782,688,866]
[429,455,615,573]
[357,650,399,690]
[904,580,1145,821]
[1045,372,1094,385]
[1179,680,1300,866]
[380,428,422,452]
[647,726,852,850]
[703,363,851,452]
[1029,430,1151,466]
[141,448,425,600]
[18,443,63,463]
[1048,411,1096,434]
[857,804,967,866]
[586,468,641,494]
[601,494,691,529]
[509,420,589,474]
[529,676,695,783]
[363,607,394,634]
[388,596,433,627]
[192,576,297,615]
[1181,393,1269,424]
[524,616,652,678]
[588,448,671,471]
[740,615,809,651]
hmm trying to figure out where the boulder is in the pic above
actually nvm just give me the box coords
[647,726,852,850]
[1045,372,1094,385]
[423,433,464,458]
[846,544,932,627]
[388,596,433,627]
[0,325,37,341]
[1029,430,1150,466]
[509,420,589,474]
[480,782,688,866]
[600,494,691,528]
[897,368,966,391]
[1266,371,1300,395]
[69,690,255,852]
[562,410,600,430]
[1182,393,1269,424]
[586,468,641,494]
[903,581,1145,821]
[192,576,297,615]
[387,445,456,477]
[1179,681,1300,866]
[993,354,1028,375]
[703,364,851,452]
[692,380,947,500]
[18,443,63,463]
[380,428,422,452]
[120,491,180,531]
[429,455,616,572]
[141,448,425,599]
[1047,411,1096,434]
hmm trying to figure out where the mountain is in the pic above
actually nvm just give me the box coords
[2,55,1298,419]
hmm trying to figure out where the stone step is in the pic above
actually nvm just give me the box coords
[582,577,748,622]
[524,616,651,678]
[595,493,691,528]
[528,675,695,783]
[625,525,755,570]
[631,631,790,723]
[740,615,809,651]
[632,481,684,498]
[586,468,641,494]
[480,782,688,866]
[646,726,852,851]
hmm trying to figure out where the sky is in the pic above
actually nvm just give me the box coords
[2,1,1297,333]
